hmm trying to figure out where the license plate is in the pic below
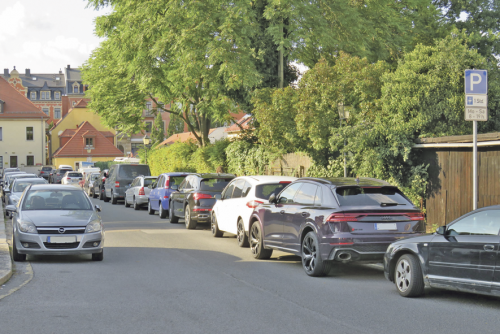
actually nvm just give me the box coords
[47,236,77,243]
[374,223,397,231]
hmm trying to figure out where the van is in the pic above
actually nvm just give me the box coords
[104,164,151,204]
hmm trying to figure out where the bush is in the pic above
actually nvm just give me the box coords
[225,140,282,176]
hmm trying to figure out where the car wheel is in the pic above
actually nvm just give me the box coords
[236,218,249,247]
[124,196,130,207]
[92,251,104,262]
[111,192,118,205]
[159,202,168,219]
[103,190,110,202]
[302,231,331,277]
[395,254,425,297]
[133,197,140,211]
[169,203,179,224]
[148,201,155,215]
[99,188,104,200]
[249,222,272,259]
[12,236,26,262]
[185,206,197,229]
[211,214,223,237]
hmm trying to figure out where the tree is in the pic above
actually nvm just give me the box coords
[83,0,262,147]
[166,112,185,138]
[151,112,165,146]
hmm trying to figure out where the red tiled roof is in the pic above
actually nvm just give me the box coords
[225,115,253,133]
[59,129,76,137]
[53,121,123,157]
[157,129,216,147]
[74,99,89,108]
[0,76,49,119]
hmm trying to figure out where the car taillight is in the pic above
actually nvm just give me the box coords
[115,181,120,188]
[193,193,213,200]
[406,212,425,221]
[246,200,264,208]
[41,171,44,174]
[327,213,360,222]
[164,195,169,199]
[102,177,106,182]
[57,173,60,176]
[138,187,145,195]
[279,181,291,184]
[165,176,170,188]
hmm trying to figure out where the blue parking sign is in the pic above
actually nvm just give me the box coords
[465,70,487,94]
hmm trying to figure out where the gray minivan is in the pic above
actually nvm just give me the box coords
[104,164,151,204]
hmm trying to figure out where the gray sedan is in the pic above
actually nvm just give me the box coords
[7,184,105,261]
[5,178,48,218]
[124,176,157,210]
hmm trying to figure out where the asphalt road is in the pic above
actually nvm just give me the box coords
[1,196,500,334]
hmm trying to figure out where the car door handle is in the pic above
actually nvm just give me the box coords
[280,210,285,215]
[301,212,308,217]
[484,245,495,251]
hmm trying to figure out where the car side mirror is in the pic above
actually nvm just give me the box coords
[5,205,17,213]
[95,205,101,212]
[268,193,277,204]
[214,194,222,200]
[436,225,447,235]
[4,189,10,194]
[171,184,178,190]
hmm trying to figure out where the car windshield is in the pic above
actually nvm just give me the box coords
[335,186,413,207]
[14,180,47,193]
[22,189,92,210]
[200,178,233,192]
[118,165,150,178]
[255,183,290,200]
[67,173,82,177]
[144,178,157,186]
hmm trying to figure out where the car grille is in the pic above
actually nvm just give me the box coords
[43,242,80,249]
[37,227,86,234]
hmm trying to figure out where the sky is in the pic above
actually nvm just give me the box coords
[0,0,111,74]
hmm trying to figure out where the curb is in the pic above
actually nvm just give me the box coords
[0,202,13,286]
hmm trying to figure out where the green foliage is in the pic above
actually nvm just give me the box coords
[151,112,165,146]
[225,140,283,176]
[166,113,185,138]
[147,142,198,176]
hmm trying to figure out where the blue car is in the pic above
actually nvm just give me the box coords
[148,173,190,219]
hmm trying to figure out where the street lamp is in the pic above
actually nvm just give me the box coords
[338,103,350,178]
[142,134,150,164]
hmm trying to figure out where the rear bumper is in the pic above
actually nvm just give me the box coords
[191,207,212,222]
[135,195,148,205]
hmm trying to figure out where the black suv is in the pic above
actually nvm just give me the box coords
[169,173,235,229]
[104,164,151,204]
[94,169,109,200]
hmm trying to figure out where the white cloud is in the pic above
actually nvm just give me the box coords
[0,2,25,42]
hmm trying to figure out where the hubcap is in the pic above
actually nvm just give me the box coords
[396,259,411,292]
[302,236,317,273]
[249,225,260,254]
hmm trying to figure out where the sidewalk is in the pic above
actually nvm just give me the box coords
[0,203,13,285]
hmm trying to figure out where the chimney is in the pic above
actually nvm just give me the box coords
[67,65,71,69]
[59,69,62,74]
[3,69,8,76]
[25,68,31,76]
[0,100,4,113]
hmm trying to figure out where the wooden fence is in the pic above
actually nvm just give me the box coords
[265,152,312,177]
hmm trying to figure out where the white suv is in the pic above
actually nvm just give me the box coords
[61,171,83,186]
[211,175,297,247]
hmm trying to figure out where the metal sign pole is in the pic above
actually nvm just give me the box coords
[473,120,478,210]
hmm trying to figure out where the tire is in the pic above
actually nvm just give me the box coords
[236,218,249,247]
[184,206,197,229]
[133,197,140,211]
[302,231,331,277]
[169,203,179,224]
[103,190,110,202]
[124,196,130,208]
[12,237,26,262]
[148,201,155,215]
[92,188,98,198]
[394,254,425,297]
[249,222,272,259]
[92,251,104,261]
[159,202,168,219]
[111,192,118,205]
[211,214,223,237]
[99,188,104,200]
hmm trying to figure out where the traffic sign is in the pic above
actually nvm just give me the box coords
[465,70,487,94]
[465,107,488,121]
[465,94,487,108]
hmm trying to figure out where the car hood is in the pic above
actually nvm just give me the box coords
[22,210,97,227]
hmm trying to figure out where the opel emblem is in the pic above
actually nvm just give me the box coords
[58,228,65,234]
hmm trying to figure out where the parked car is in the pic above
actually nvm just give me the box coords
[38,166,54,180]
[50,167,73,184]
[1,167,20,178]
[5,178,48,218]
[94,169,109,200]
[1,171,26,194]
[211,175,297,247]
[104,164,151,204]
[3,173,36,203]
[124,175,158,210]
[248,177,425,277]
[169,173,235,229]
[61,171,84,186]
[83,173,101,197]
[7,184,104,262]
[148,173,190,218]
[384,205,500,297]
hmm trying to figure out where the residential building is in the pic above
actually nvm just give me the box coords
[0,76,49,169]
[65,64,86,111]
[225,114,253,139]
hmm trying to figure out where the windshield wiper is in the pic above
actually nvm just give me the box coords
[380,202,406,207]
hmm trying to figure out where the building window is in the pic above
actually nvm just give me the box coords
[145,102,153,116]
[42,108,49,116]
[54,108,61,119]
[85,138,94,147]
[55,91,60,100]
[30,92,36,100]
[26,156,34,166]
[72,102,76,107]
[145,122,153,133]
[0,127,2,141]
[41,91,51,100]
[73,85,79,93]
[26,127,34,141]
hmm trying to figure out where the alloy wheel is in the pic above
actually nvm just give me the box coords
[302,235,317,274]
[185,208,190,227]
[396,258,411,293]
[249,224,260,255]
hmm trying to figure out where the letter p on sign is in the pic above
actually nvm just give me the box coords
[465,70,487,95]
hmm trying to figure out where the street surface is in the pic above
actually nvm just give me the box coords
[1,197,500,334]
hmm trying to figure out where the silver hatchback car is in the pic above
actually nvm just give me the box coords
[8,184,105,261]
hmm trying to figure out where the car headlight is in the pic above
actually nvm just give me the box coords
[86,220,102,233]
[18,220,37,234]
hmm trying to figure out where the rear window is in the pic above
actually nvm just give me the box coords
[90,174,100,180]
[144,178,157,186]
[118,165,150,178]
[200,178,233,192]
[335,186,413,207]
[68,173,82,177]
[42,167,52,171]
[14,180,47,192]
[255,183,290,200]
[169,176,187,188]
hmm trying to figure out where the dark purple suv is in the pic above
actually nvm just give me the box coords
[249,177,425,277]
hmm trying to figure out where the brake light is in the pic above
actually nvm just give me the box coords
[138,187,145,195]
[165,176,170,188]
[246,200,264,208]
[57,173,60,176]
[164,195,169,199]
[279,181,291,184]
[102,177,106,182]
[406,212,425,221]
[327,213,360,222]
[193,193,213,200]
[115,181,120,188]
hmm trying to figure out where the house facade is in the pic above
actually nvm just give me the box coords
[0,77,49,169]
